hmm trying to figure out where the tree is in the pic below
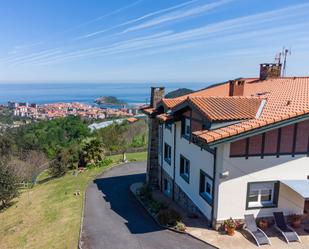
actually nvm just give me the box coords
[49,153,67,178]
[0,134,14,156]
[79,138,105,167]
[0,159,19,208]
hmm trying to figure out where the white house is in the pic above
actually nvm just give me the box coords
[142,63,309,228]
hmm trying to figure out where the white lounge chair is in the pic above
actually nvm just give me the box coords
[244,214,271,247]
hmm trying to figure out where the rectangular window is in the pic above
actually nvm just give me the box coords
[180,155,190,183]
[158,125,163,161]
[199,170,213,205]
[163,178,172,196]
[246,182,279,209]
[164,143,172,165]
[181,117,191,139]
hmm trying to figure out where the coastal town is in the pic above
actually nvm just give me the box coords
[6,100,140,120]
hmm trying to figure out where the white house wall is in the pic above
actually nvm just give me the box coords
[174,121,214,220]
[216,143,308,222]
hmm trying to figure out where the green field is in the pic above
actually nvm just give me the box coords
[0,152,147,249]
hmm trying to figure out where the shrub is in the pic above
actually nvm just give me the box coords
[99,158,113,167]
[175,221,186,232]
[157,209,182,226]
[49,152,68,177]
[148,200,168,215]
[138,184,152,201]
[0,161,19,209]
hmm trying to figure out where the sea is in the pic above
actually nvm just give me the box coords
[0,83,208,106]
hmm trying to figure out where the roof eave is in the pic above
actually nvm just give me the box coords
[196,113,309,148]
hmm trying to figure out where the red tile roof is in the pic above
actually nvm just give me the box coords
[187,96,263,121]
[154,77,309,144]
[159,98,186,109]
[193,77,309,144]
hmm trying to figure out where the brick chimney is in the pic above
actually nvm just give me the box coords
[229,79,245,96]
[150,87,165,109]
[259,63,282,80]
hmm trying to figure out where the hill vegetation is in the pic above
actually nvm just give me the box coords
[0,152,147,249]
[0,116,148,209]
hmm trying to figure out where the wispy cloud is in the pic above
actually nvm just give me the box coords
[75,0,199,40]
[122,0,232,33]
[4,1,309,68]
[57,0,144,37]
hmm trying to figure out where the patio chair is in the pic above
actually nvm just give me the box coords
[244,214,271,247]
[273,212,301,244]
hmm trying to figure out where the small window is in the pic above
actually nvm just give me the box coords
[165,122,172,131]
[246,182,279,209]
[180,155,190,183]
[164,143,172,165]
[199,170,213,205]
[181,118,191,139]
[163,179,172,196]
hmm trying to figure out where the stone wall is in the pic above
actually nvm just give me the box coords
[173,182,208,222]
[146,87,165,188]
[146,116,160,187]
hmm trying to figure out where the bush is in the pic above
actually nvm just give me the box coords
[175,221,186,232]
[49,154,67,177]
[0,161,19,209]
[99,158,113,167]
[148,200,168,215]
[157,209,182,226]
[138,184,152,201]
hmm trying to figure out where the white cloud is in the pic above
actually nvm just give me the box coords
[6,2,309,67]
[75,0,198,40]
[122,0,232,33]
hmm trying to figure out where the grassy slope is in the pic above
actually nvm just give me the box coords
[0,152,147,249]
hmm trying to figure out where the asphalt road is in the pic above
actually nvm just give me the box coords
[80,161,215,249]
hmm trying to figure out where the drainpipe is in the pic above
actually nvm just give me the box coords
[172,123,177,201]
[160,124,163,191]
[210,147,217,228]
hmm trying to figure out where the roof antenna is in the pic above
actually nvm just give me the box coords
[282,47,291,77]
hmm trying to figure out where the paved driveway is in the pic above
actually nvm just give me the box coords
[80,161,215,249]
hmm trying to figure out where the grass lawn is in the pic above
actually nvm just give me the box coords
[0,151,147,249]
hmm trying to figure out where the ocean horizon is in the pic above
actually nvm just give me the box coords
[0,82,209,106]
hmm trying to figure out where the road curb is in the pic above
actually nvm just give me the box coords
[130,182,219,249]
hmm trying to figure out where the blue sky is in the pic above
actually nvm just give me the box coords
[0,0,309,83]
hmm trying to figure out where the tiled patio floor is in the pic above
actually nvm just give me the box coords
[152,188,309,249]
[187,224,309,249]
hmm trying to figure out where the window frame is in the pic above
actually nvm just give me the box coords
[181,117,191,140]
[164,143,172,165]
[163,178,172,196]
[246,181,279,210]
[199,170,213,206]
[180,155,190,183]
